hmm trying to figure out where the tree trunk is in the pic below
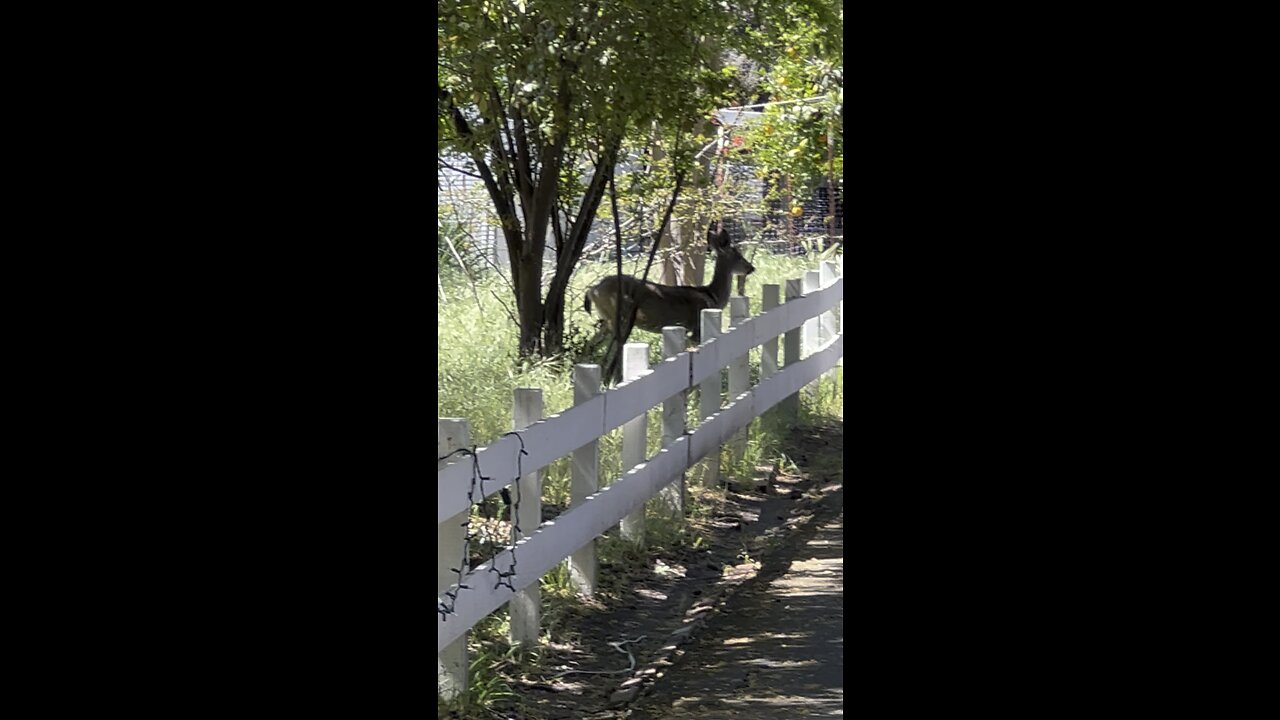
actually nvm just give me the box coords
[513,248,543,357]
[444,80,625,361]
[542,291,566,356]
[541,141,618,357]
[676,219,705,285]
[674,40,723,287]
[659,227,680,285]
[542,261,572,356]
[667,126,719,285]
[653,139,681,285]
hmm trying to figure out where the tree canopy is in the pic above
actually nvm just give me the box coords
[438,0,842,359]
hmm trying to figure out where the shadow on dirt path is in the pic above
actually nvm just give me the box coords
[624,419,844,718]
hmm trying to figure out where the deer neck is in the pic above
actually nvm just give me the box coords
[703,253,734,308]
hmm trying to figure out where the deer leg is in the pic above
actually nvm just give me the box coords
[587,321,610,351]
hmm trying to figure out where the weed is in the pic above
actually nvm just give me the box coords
[437,640,516,718]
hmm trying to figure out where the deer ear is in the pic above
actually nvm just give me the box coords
[708,221,729,249]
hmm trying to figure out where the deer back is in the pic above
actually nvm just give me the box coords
[588,276,718,335]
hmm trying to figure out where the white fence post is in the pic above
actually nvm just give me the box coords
[803,269,821,357]
[698,308,723,487]
[820,260,839,380]
[509,389,543,647]
[761,285,781,380]
[660,328,686,519]
[761,285,781,424]
[728,296,750,482]
[820,261,838,340]
[620,343,649,545]
[783,279,802,419]
[802,270,822,402]
[438,418,470,700]
[836,255,844,367]
[569,364,600,595]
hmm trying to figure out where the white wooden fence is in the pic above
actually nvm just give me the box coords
[438,260,843,698]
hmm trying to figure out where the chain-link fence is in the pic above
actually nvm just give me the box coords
[437,152,842,283]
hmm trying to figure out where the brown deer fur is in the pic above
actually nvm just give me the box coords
[584,222,755,343]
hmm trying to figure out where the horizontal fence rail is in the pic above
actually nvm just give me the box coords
[437,332,841,651]
[437,265,843,659]
[437,276,843,524]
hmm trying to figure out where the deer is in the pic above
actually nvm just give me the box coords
[584,221,755,344]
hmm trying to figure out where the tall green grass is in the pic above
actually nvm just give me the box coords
[438,248,834,429]
[435,245,841,528]
[438,247,837,504]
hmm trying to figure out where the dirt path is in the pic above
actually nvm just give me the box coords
[470,419,844,720]
[627,499,844,718]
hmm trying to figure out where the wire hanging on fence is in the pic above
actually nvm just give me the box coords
[436,430,528,622]
[489,431,527,593]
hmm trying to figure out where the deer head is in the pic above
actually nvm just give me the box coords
[704,221,755,308]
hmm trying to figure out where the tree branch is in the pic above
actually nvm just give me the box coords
[493,85,532,216]
[551,199,565,256]
[561,136,620,277]
[513,106,535,201]
[439,83,523,277]
[604,166,625,384]
[438,158,483,180]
